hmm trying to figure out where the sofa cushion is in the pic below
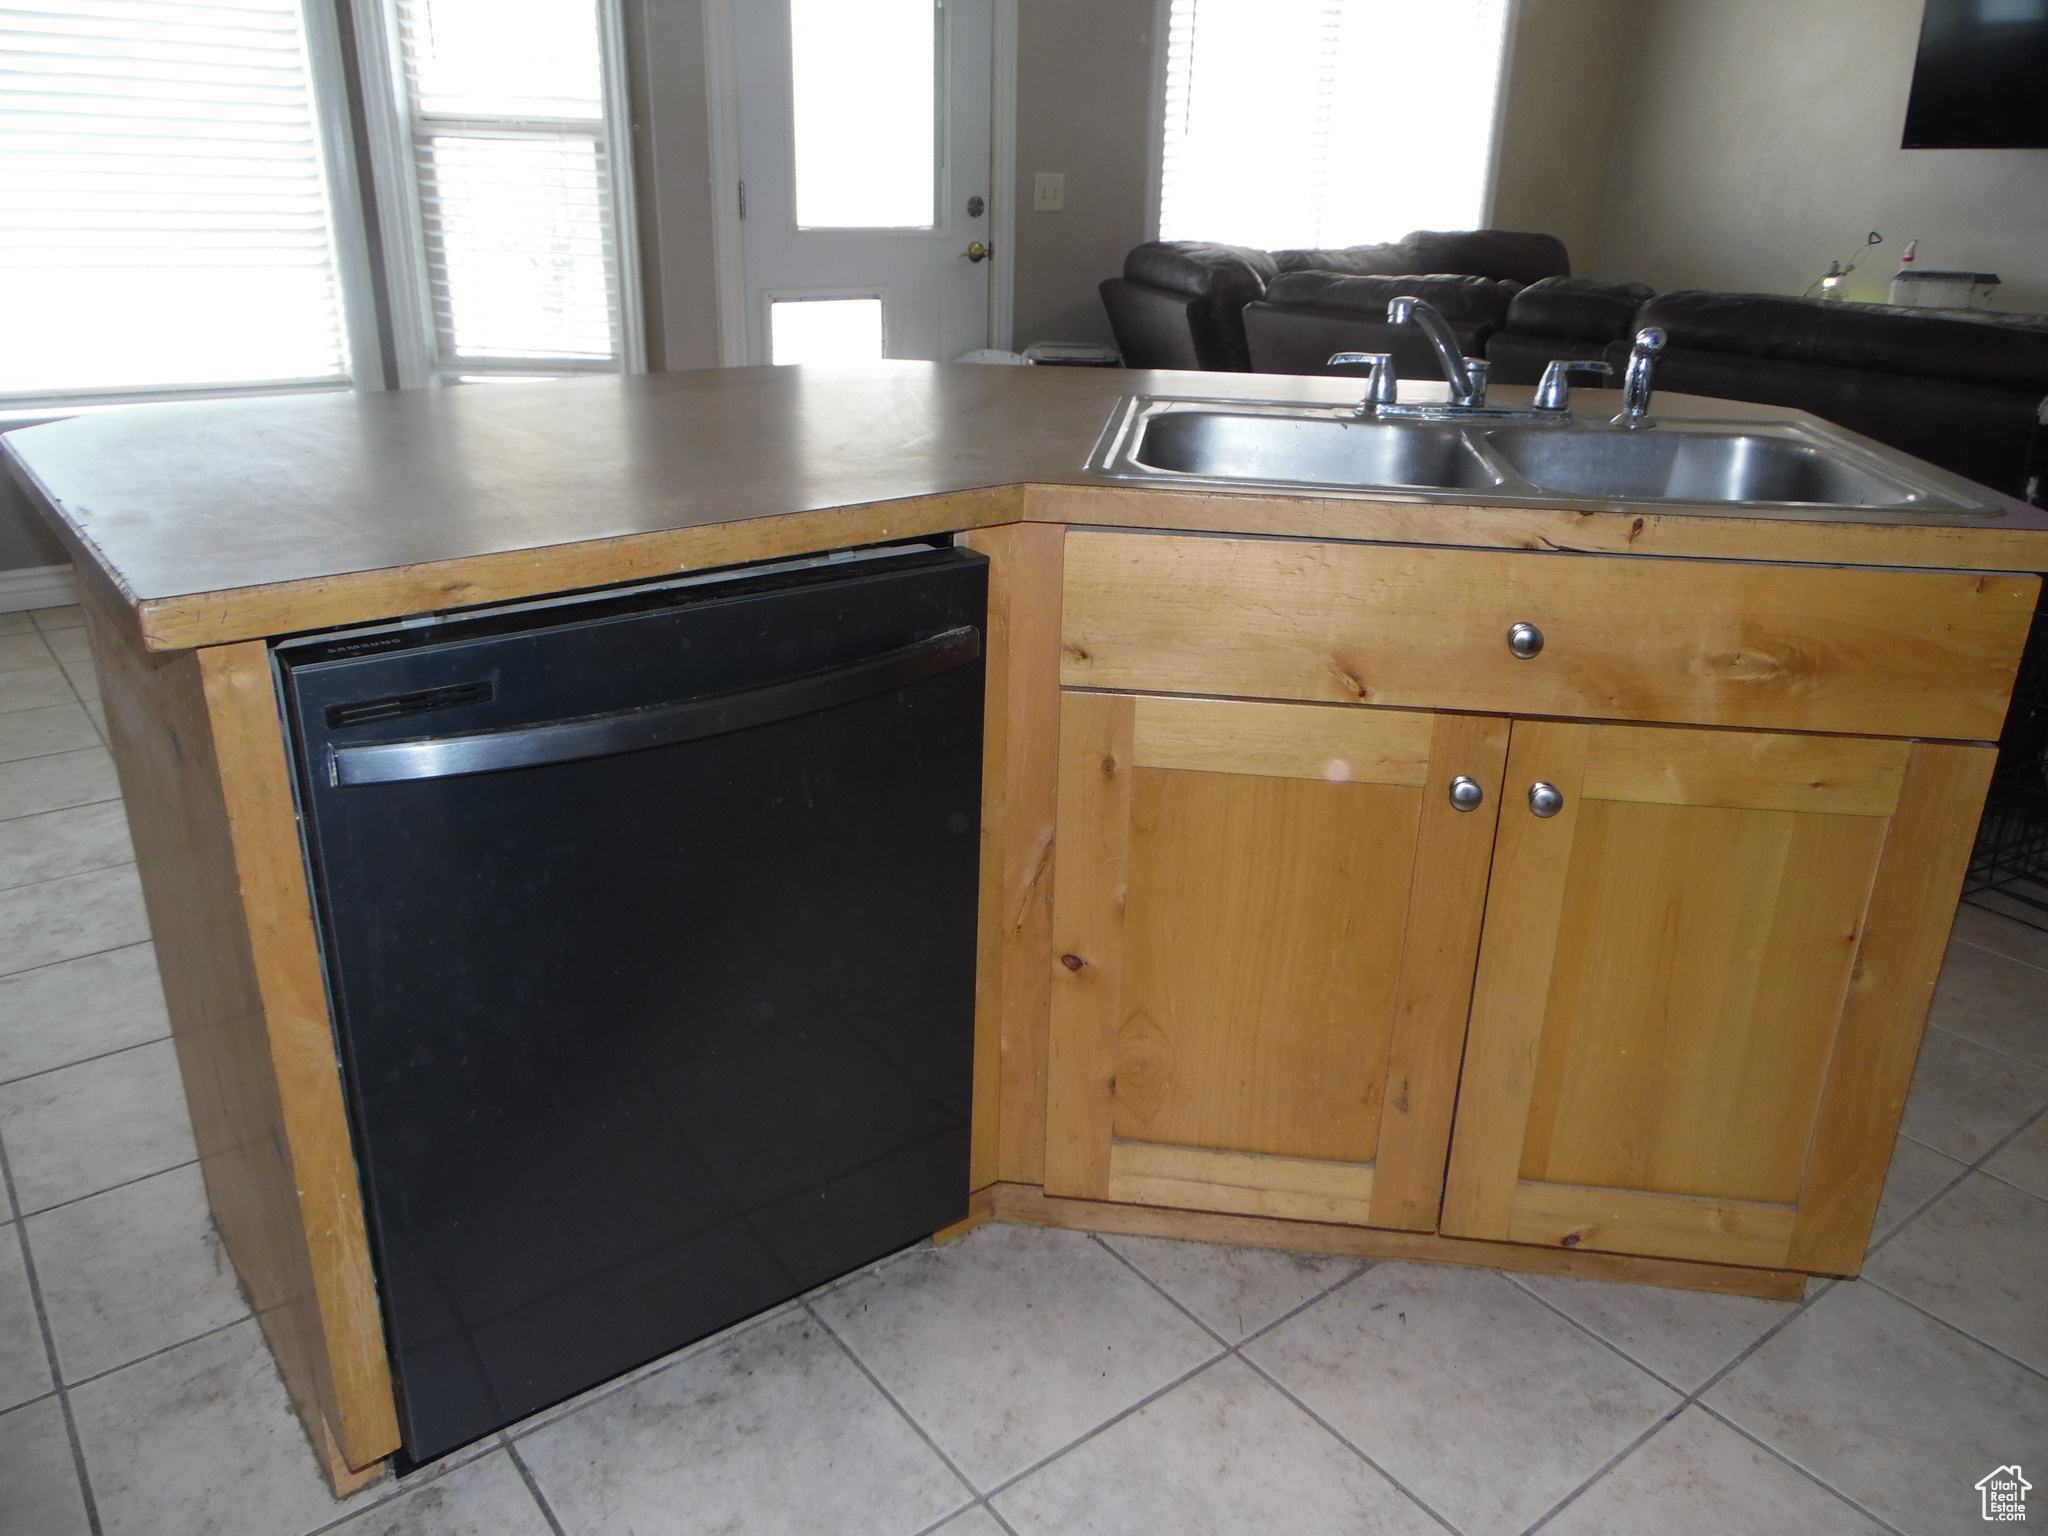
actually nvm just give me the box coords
[1506,277,1655,342]
[1638,291,2048,394]
[1261,270,1517,327]
[1269,241,1411,276]
[1644,345,2041,498]
[1122,241,1278,302]
[1399,229,1570,285]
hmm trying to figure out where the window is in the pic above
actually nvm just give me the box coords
[358,0,642,383]
[0,0,366,404]
[1156,0,1512,252]
[0,0,641,409]
[787,0,936,231]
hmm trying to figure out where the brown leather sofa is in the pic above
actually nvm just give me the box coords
[1243,273,1521,379]
[1098,229,1569,375]
[1619,292,2048,504]
[1485,276,1657,383]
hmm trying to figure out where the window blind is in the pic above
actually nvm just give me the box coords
[1158,0,1512,253]
[0,0,352,401]
[391,0,622,371]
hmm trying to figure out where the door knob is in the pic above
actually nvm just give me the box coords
[1528,781,1565,818]
[1449,776,1485,812]
[1507,622,1544,659]
[963,242,992,263]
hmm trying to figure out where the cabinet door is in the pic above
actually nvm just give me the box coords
[1441,720,1994,1273]
[1044,691,1508,1231]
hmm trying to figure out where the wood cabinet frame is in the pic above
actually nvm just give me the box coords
[1440,722,1995,1274]
[1044,691,1510,1233]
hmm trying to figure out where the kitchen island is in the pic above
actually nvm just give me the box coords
[6,361,2045,1492]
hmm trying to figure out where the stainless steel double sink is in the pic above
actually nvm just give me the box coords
[1084,396,2000,517]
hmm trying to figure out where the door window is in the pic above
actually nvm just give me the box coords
[789,0,939,230]
[770,296,885,365]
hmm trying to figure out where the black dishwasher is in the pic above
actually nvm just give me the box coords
[278,543,987,1464]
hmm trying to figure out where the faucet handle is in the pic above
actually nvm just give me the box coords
[1534,359,1612,412]
[1461,356,1490,407]
[1328,351,1398,410]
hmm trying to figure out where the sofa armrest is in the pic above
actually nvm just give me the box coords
[1100,278,1249,372]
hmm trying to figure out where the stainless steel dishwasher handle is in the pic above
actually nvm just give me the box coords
[329,624,982,787]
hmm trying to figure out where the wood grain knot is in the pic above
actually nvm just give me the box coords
[1059,953,1085,971]
[1560,1232,1583,1248]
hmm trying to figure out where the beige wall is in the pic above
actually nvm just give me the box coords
[628,0,723,372]
[1489,0,1632,273]
[1591,0,2048,311]
[1010,0,1158,349]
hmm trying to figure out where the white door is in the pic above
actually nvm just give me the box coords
[733,0,994,366]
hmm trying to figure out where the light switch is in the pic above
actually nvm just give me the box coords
[1033,173,1065,212]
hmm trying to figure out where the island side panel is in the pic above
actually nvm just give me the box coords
[76,560,398,1490]
[959,523,1064,1189]
[1787,739,2001,1274]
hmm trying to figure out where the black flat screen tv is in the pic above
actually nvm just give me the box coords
[1902,0,2048,148]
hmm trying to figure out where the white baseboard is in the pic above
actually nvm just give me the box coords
[0,563,78,613]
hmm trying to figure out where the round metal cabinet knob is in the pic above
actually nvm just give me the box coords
[1507,622,1545,659]
[1449,776,1485,812]
[1528,781,1565,818]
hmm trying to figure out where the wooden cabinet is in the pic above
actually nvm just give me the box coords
[1043,530,2026,1277]
[1439,720,1991,1272]
[1043,693,1507,1232]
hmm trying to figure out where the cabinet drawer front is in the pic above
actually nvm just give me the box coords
[1061,530,2035,739]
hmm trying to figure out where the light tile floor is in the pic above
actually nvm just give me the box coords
[0,600,2044,1536]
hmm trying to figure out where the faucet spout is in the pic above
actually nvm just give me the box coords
[1388,296,1485,406]
[1613,326,1666,428]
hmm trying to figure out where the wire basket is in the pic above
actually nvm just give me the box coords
[1963,596,2048,930]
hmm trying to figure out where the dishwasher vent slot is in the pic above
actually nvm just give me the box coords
[326,680,494,730]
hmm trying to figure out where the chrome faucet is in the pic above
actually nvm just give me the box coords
[1388,296,1487,406]
[1534,359,1611,412]
[1613,326,1666,428]
[1326,351,1398,417]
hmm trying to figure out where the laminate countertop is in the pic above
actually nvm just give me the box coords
[5,361,2045,652]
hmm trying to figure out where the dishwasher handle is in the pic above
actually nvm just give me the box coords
[330,624,982,787]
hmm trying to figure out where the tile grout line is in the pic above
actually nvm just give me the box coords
[0,1124,103,1536]
[1688,1399,1913,1536]
[1858,1276,2048,1385]
[0,791,124,830]
[8,1154,202,1227]
[1950,928,2048,978]
[1505,1270,1861,1536]
[1497,1268,1700,1396]
[0,1031,176,1094]
[499,1432,570,1536]
[295,1442,499,1536]
[798,1294,993,1517]
[0,937,154,990]
[808,1232,1268,1517]
[0,735,111,774]
[502,1298,807,1447]
[1868,1096,2048,1269]
[1552,1090,2048,1533]
[0,856,138,902]
[1084,1236,1465,1536]
[56,1310,256,1396]
[1917,1019,2048,1079]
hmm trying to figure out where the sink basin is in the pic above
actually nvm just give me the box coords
[1486,427,1930,507]
[1083,394,1998,518]
[1129,410,1501,491]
